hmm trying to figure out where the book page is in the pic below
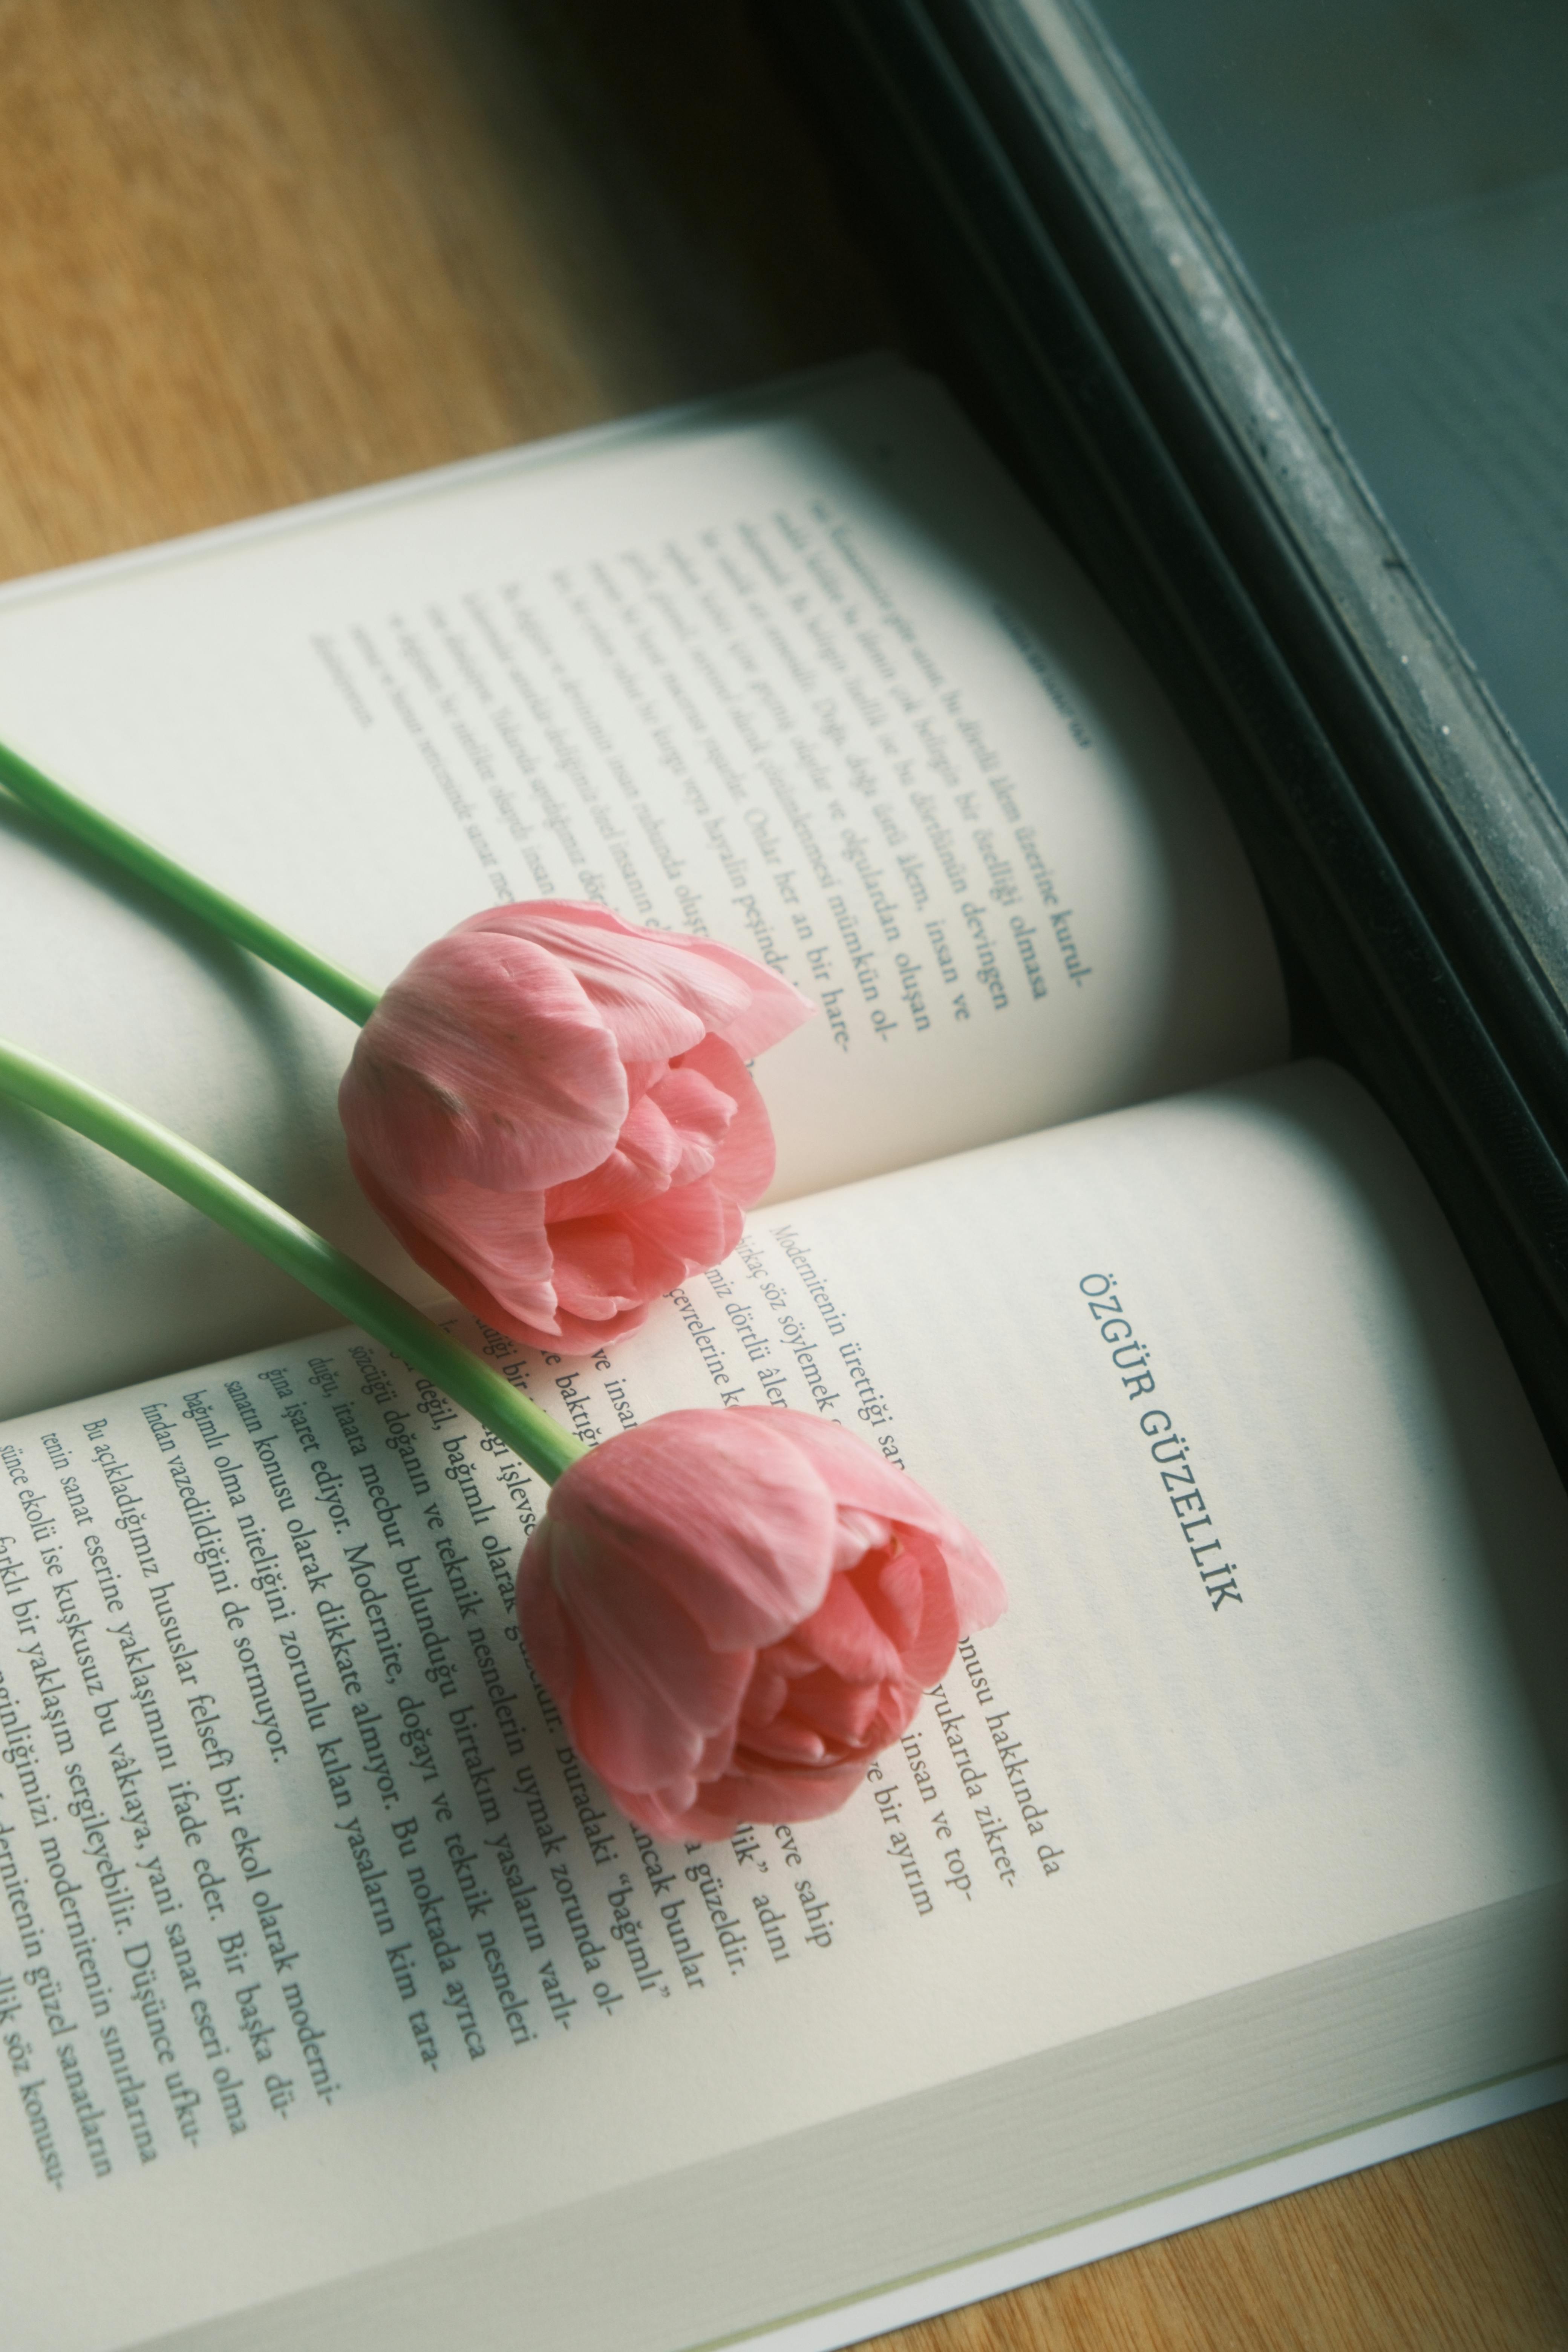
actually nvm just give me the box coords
[0,360,1284,1417]
[0,1064,1560,2352]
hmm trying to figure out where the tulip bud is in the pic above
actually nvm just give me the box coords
[517,1408,1007,1841]
[339,901,812,1351]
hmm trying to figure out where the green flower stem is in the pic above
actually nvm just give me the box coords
[0,1037,586,1487]
[0,737,380,1027]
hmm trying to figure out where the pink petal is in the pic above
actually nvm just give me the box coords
[599,1776,706,1842]
[340,931,626,1193]
[877,1534,962,1686]
[692,1722,740,1784]
[547,1179,743,1326]
[830,1509,894,1574]
[805,1677,920,1758]
[757,1633,830,1681]
[629,1753,867,1842]
[348,1154,563,1338]
[547,1206,694,1323]
[790,1572,906,1684]
[736,1713,831,1766]
[776,1669,888,1750]
[619,1177,742,1273]
[544,1064,737,1222]
[738,1664,792,1730]
[674,1036,776,1207]
[458,901,814,1063]
[463,903,747,1063]
[862,1545,923,1643]
[662,938,817,1058]
[521,1515,752,1791]
[637,1066,737,1187]
[513,1525,580,1702]
[542,1140,671,1225]
[543,1415,841,1649]
[549,1300,655,1352]
[755,1415,1008,1633]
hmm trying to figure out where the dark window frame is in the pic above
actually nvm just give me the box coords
[775,0,1568,1470]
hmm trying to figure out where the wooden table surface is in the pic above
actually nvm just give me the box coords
[1,3,1564,2345]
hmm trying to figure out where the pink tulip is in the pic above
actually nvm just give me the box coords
[339,902,812,1351]
[517,1409,1008,1841]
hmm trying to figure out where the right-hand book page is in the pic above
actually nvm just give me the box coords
[0,1059,1561,2352]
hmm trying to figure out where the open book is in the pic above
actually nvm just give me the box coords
[0,361,1563,2352]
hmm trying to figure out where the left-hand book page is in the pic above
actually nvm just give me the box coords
[0,357,1282,1420]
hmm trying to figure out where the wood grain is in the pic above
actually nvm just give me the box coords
[0,0,894,576]
[0,3,1563,2345]
[862,2106,1568,2352]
